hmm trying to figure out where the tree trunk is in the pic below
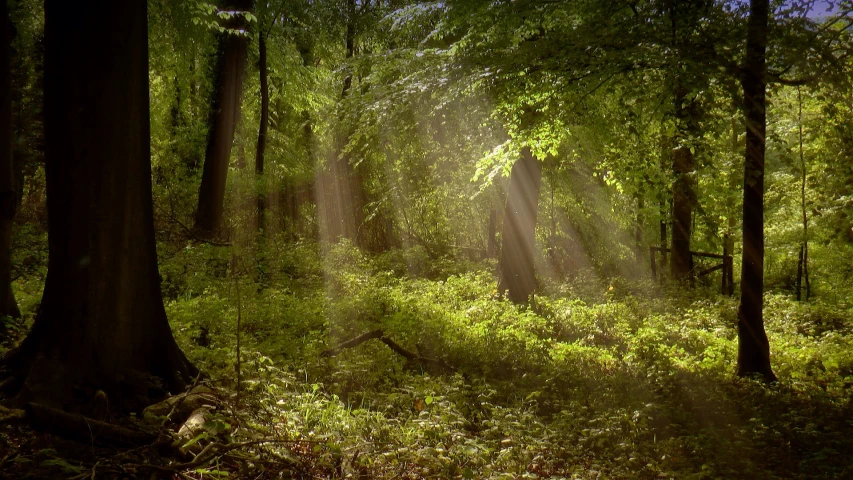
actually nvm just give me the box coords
[659,201,668,271]
[724,107,739,296]
[255,33,269,233]
[194,0,252,237]
[317,0,366,245]
[658,137,670,272]
[797,86,810,301]
[670,84,696,283]
[635,193,644,247]
[736,0,775,381]
[488,208,497,258]
[0,0,19,320]
[1,0,197,412]
[498,147,542,304]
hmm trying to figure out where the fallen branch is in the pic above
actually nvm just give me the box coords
[322,329,455,373]
[321,329,384,357]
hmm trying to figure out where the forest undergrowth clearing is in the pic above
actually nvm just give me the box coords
[2,245,853,479]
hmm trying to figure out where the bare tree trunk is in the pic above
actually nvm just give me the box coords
[498,147,542,304]
[737,0,775,381]
[194,0,252,237]
[255,33,269,233]
[2,0,197,411]
[0,0,19,320]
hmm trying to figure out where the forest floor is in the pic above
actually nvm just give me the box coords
[2,240,853,479]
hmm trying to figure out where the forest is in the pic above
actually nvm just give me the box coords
[0,0,852,478]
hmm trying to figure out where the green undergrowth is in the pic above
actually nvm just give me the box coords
[161,241,853,479]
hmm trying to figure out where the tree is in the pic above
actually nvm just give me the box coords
[317,0,367,245]
[194,0,253,236]
[0,0,19,321]
[255,28,269,232]
[498,147,542,304]
[0,0,197,411]
[795,86,810,301]
[736,0,776,381]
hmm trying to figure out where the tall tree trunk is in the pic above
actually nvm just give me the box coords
[658,137,670,273]
[796,86,810,301]
[1,0,197,411]
[736,0,775,381]
[670,84,697,283]
[487,209,497,258]
[635,193,644,247]
[498,147,542,304]
[194,0,252,236]
[255,33,269,233]
[0,0,19,321]
[723,107,739,296]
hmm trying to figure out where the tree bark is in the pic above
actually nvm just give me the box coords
[1,0,197,412]
[255,33,269,233]
[0,0,19,320]
[194,0,252,237]
[737,0,775,381]
[498,147,542,304]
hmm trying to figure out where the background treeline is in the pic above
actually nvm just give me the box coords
[5,0,851,299]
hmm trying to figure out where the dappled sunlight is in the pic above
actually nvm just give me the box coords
[3,0,852,478]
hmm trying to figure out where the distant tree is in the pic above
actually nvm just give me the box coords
[0,0,19,320]
[498,147,542,304]
[317,0,367,245]
[736,0,775,381]
[255,20,270,232]
[1,0,197,410]
[194,0,253,236]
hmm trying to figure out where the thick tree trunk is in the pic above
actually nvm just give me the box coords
[0,0,19,320]
[737,0,775,381]
[498,147,542,304]
[1,0,197,412]
[670,84,696,283]
[256,34,269,233]
[194,0,252,237]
